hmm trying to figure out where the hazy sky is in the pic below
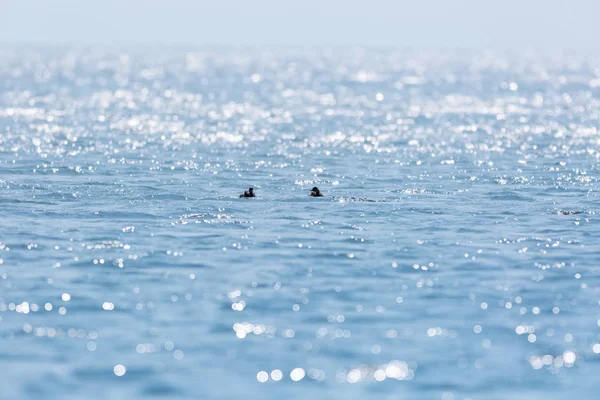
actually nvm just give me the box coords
[1,0,599,49]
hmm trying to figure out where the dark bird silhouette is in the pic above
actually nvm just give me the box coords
[240,188,256,198]
[310,187,323,197]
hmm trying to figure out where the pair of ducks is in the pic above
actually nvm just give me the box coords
[240,187,323,198]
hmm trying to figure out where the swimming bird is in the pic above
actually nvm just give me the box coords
[558,210,582,215]
[310,187,323,197]
[240,188,255,198]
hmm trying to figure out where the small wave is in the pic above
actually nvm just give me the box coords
[334,196,425,203]
[488,191,534,202]
[81,240,130,250]
[406,207,444,214]
[398,188,434,195]
[141,193,192,201]
[334,197,378,203]
[0,198,57,205]
[173,212,251,225]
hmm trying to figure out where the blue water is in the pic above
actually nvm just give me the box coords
[1,46,600,400]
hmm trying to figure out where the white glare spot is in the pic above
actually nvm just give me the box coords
[271,369,283,381]
[61,293,71,301]
[290,368,305,381]
[442,392,455,400]
[565,333,573,343]
[257,371,268,383]
[346,368,362,383]
[113,364,126,376]
[563,351,576,365]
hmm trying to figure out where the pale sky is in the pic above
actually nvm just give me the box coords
[1,0,599,49]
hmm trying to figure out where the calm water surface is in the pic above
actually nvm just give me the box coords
[1,47,600,400]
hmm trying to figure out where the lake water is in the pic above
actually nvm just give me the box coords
[1,46,600,400]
